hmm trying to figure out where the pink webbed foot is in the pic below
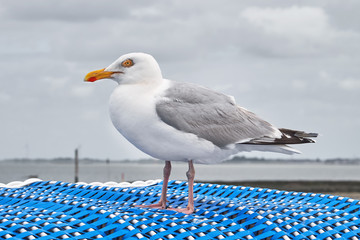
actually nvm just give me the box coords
[167,205,194,214]
[135,200,167,209]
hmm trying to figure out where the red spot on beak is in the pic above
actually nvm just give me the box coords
[87,77,98,82]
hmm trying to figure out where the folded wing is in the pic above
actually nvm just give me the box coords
[156,81,284,148]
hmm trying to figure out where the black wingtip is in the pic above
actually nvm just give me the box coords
[279,128,318,144]
[244,128,318,145]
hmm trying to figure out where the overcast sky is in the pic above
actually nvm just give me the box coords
[1,0,359,161]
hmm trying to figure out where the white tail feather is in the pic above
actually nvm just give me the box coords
[237,144,301,155]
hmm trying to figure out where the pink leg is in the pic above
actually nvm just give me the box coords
[135,161,171,209]
[168,160,195,214]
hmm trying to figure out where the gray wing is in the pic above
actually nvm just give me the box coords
[156,81,280,148]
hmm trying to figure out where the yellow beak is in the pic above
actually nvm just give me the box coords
[84,68,117,82]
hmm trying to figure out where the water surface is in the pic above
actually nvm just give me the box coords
[1,161,359,184]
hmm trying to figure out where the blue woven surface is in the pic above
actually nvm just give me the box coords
[0,180,360,240]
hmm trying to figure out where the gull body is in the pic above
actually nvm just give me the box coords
[85,52,317,214]
[109,79,239,164]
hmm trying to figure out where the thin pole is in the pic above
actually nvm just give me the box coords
[74,148,79,182]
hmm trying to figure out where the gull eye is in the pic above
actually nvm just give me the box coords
[121,59,134,68]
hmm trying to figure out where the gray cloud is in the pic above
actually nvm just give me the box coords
[1,0,134,21]
[0,0,359,160]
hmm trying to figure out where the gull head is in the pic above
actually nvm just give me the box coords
[84,52,162,85]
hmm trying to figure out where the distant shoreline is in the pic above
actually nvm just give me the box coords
[1,156,360,165]
[201,180,360,200]
[201,180,360,193]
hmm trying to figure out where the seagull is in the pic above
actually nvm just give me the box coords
[84,52,317,214]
